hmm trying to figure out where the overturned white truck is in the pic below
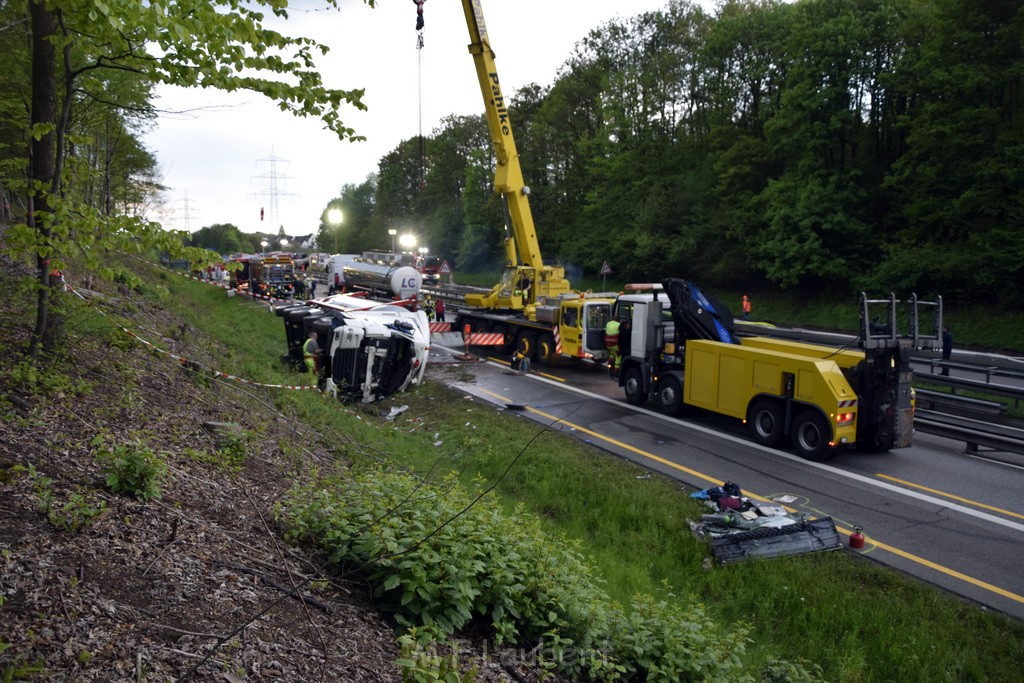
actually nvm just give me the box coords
[274,293,430,403]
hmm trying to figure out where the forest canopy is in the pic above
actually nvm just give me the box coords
[320,0,1022,304]
[1,0,1019,310]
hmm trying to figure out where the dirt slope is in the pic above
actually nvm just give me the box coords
[0,258,544,682]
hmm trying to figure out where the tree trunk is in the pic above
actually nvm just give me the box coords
[27,0,58,360]
[0,176,10,225]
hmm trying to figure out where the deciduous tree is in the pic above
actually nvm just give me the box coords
[10,0,374,358]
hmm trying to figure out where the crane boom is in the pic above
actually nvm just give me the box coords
[461,0,540,268]
[460,0,572,311]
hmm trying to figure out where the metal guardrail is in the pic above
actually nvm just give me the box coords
[913,372,1024,409]
[916,358,1024,384]
[914,389,1007,415]
[914,411,1024,467]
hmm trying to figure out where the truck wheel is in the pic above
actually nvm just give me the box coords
[537,333,557,366]
[791,410,834,461]
[515,330,535,359]
[656,375,684,415]
[622,367,646,405]
[747,398,785,447]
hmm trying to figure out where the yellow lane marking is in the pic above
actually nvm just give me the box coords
[486,356,566,383]
[876,473,1024,521]
[865,536,1024,603]
[480,388,778,505]
[480,388,1024,607]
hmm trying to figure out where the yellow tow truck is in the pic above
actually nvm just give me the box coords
[615,279,940,461]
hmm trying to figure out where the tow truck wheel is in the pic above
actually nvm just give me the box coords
[656,375,684,415]
[791,410,834,461]
[622,367,645,406]
[747,398,785,447]
[537,333,556,366]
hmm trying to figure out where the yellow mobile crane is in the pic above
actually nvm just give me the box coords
[454,0,614,365]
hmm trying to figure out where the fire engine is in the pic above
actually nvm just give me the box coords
[248,254,295,299]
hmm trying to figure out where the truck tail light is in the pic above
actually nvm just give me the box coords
[835,411,855,427]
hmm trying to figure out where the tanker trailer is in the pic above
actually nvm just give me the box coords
[341,259,422,301]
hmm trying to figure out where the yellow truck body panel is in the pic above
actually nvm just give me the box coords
[739,336,866,369]
[684,339,859,446]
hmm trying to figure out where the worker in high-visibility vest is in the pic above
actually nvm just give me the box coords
[741,295,752,321]
[513,349,530,375]
[303,331,320,384]
[605,318,621,378]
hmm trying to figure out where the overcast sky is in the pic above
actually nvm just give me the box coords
[144,0,691,240]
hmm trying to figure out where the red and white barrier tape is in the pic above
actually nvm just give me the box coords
[65,282,318,391]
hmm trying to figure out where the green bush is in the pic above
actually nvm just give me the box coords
[16,464,107,532]
[278,468,608,644]
[396,630,477,683]
[108,266,143,293]
[93,437,167,500]
[606,593,752,681]
[5,359,80,397]
[183,429,250,472]
[276,466,784,681]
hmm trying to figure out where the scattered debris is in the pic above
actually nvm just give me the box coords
[384,405,409,420]
[689,482,843,564]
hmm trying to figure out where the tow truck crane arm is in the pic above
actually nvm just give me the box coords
[460,0,572,312]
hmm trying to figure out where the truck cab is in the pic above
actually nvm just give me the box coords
[273,296,430,403]
[416,255,443,282]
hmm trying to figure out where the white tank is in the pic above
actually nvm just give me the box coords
[342,262,421,298]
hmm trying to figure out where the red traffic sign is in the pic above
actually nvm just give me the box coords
[438,260,452,275]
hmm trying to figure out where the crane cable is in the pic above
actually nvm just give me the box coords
[416,29,426,191]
